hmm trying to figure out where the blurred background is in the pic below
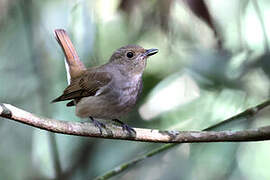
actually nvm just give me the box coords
[0,0,270,179]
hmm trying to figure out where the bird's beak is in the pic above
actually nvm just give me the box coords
[145,48,158,57]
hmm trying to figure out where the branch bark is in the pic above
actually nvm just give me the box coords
[94,99,270,180]
[0,100,270,143]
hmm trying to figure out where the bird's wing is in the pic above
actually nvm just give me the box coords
[51,71,112,103]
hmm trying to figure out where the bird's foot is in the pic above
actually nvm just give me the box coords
[112,119,136,134]
[121,124,136,135]
[90,117,106,134]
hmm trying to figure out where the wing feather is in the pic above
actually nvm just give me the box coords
[51,71,111,103]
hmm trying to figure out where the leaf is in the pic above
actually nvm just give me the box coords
[183,0,222,48]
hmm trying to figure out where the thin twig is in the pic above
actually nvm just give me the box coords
[94,99,270,179]
[0,100,269,143]
[0,100,270,180]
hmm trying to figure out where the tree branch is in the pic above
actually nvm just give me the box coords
[94,99,270,180]
[0,100,270,143]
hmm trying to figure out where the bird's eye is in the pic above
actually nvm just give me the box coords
[126,52,134,58]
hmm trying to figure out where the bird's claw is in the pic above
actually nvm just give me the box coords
[121,124,136,134]
[90,117,106,134]
[112,119,136,134]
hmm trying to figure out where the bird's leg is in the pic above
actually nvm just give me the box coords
[89,117,106,134]
[112,119,136,134]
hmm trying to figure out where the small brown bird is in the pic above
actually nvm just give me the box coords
[52,30,158,134]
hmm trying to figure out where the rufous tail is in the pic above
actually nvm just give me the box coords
[54,29,86,80]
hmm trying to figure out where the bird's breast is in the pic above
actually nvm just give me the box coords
[75,73,142,119]
[115,74,142,106]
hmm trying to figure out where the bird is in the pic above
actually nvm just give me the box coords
[51,31,158,134]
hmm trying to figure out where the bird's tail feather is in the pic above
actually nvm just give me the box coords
[54,29,86,80]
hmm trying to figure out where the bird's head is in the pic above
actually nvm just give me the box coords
[109,45,158,76]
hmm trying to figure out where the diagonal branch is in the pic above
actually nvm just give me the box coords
[94,99,270,180]
[0,100,270,143]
